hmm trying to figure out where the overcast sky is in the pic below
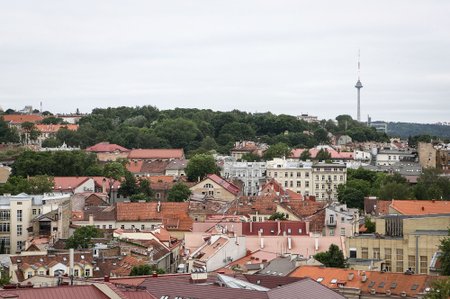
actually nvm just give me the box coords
[1,1,449,123]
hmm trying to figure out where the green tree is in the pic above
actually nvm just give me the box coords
[20,121,39,144]
[118,171,138,198]
[66,226,103,249]
[438,230,450,275]
[240,152,261,162]
[268,212,287,220]
[314,244,346,268]
[425,278,450,299]
[337,185,365,209]
[0,269,11,286]
[27,175,54,194]
[168,182,192,202]
[364,217,376,233]
[378,182,412,200]
[130,264,165,276]
[138,178,154,198]
[315,148,332,161]
[0,117,20,143]
[299,149,311,161]
[155,118,201,151]
[185,154,219,182]
[263,143,291,160]
[41,116,64,125]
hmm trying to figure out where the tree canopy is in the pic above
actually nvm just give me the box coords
[185,154,219,182]
[66,226,103,249]
[314,244,346,268]
[167,182,192,202]
[130,264,165,276]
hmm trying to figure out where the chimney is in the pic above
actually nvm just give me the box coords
[157,201,161,213]
[288,237,292,250]
[260,237,264,249]
[89,214,94,225]
[104,275,110,282]
[277,221,281,235]
[102,178,107,194]
[314,237,319,251]
[69,248,74,282]
[250,221,253,233]
[152,271,158,277]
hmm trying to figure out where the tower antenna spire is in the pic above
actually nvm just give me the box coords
[355,50,363,122]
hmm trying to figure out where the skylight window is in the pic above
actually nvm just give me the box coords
[330,279,337,284]
[411,284,419,290]
[391,282,397,289]
[368,281,375,288]
[317,278,324,282]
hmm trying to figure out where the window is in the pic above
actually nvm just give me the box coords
[296,172,301,178]
[17,241,23,251]
[0,223,10,232]
[0,210,10,221]
[109,225,113,229]
[141,225,145,230]
[284,181,288,187]
[27,271,32,278]
[32,209,37,216]
[38,270,45,275]
[420,256,427,274]
[340,228,345,236]
[17,210,22,222]
[315,184,319,189]
[284,172,288,178]
[204,183,213,188]
[349,248,357,258]
[384,248,392,271]
[290,172,293,177]
[305,181,310,187]
[102,225,106,229]
[289,181,293,187]
[329,214,334,223]
[156,193,161,199]
[373,248,380,259]
[361,247,368,259]
[305,172,309,178]
[274,172,277,178]
[17,225,22,236]
[408,255,416,273]
[85,269,91,277]
[396,249,404,272]
[297,181,301,187]
[74,269,79,277]
[120,225,125,229]
[329,228,334,236]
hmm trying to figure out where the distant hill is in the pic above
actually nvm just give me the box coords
[387,122,450,139]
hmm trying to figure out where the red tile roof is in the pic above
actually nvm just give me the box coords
[390,199,450,215]
[85,142,130,153]
[242,221,307,236]
[217,250,278,275]
[289,266,435,298]
[290,148,354,160]
[35,124,79,133]
[207,174,240,196]
[0,285,110,299]
[128,149,184,160]
[116,202,193,231]
[2,114,44,124]
[53,176,91,191]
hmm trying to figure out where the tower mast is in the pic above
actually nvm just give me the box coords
[355,50,363,122]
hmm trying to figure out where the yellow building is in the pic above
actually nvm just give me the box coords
[346,214,450,275]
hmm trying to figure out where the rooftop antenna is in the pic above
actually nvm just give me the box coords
[355,49,363,122]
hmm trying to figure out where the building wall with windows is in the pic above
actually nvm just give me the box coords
[266,159,347,202]
[190,178,237,202]
[222,161,266,196]
[346,214,450,274]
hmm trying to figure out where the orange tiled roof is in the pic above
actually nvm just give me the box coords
[53,176,90,191]
[207,174,240,196]
[216,250,278,275]
[85,142,130,152]
[116,202,193,231]
[376,200,392,215]
[35,124,79,133]
[289,266,434,297]
[128,149,184,160]
[390,199,450,215]
[2,114,44,124]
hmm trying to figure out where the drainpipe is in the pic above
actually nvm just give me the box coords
[415,235,419,273]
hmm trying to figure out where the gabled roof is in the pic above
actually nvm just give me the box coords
[289,265,435,298]
[290,148,354,160]
[0,285,110,299]
[35,124,79,133]
[128,149,184,160]
[116,202,193,231]
[2,114,44,124]
[85,142,130,153]
[206,174,240,196]
[53,177,91,191]
[267,278,345,299]
[390,199,450,215]
[217,250,278,275]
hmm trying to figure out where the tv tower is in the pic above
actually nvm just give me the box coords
[355,50,363,122]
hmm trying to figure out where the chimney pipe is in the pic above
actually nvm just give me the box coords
[102,178,107,194]
[89,214,94,226]
[314,237,319,251]
[250,221,253,233]
[104,275,110,282]
[69,248,74,284]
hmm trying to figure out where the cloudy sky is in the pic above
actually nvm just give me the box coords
[1,1,449,123]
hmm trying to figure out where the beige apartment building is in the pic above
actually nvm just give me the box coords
[266,159,347,201]
[0,193,71,254]
[346,214,450,275]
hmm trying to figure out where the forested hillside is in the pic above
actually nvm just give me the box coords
[31,107,387,156]
[388,122,450,139]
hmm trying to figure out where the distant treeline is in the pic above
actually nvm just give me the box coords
[29,107,387,156]
[388,122,450,140]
